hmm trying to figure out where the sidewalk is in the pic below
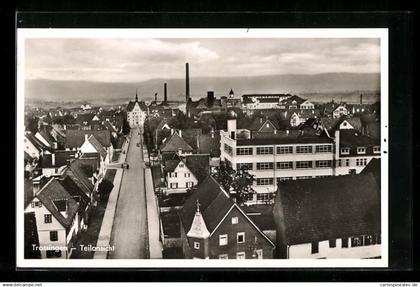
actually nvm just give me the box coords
[93,134,129,259]
[143,141,163,259]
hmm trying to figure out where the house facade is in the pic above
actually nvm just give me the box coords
[180,176,275,259]
[126,93,147,128]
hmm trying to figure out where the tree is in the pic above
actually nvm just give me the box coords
[212,161,255,205]
[98,179,114,200]
[25,116,39,134]
[122,119,130,135]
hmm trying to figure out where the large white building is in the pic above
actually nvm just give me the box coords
[219,114,380,205]
[126,93,147,128]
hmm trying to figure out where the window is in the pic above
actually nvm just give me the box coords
[237,163,253,170]
[373,146,381,154]
[219,234,228,246]
[44,214,52,224]
[296,176,312,180]
[237,232,245,243]
[170,183,178,189]
[257,193,271,202]
[194,242,200,249]
[278,177,292,182]
[256,147,273,155]
[341,148,350,155]
[311,242,319,254]
[219,254,228,259]
[256,249,263,259]
[357,147,366,154]
[329,239,336,248]
[186,182,194,188]
[236,148,253,156]
[277,146,293,154]
[337,159,342,167]
[50,231,58,242]
[296,161,312,169]
[276,161,293,169]
[236,252,246,259]
[315,160,332,168]
[224,144,233,156]
[185,173,190,177]
[364,235,374,246]
[296,145,313,154]
[256,178,274,186]
[341,238,349,248]
[169,172,177,178]
[345,159,350,167]
[256,162,274,170]
[315,145,332,153]
[46,250,62,258]
[231,217,238,224]
[31,201,42,208]
[351,236,363,247]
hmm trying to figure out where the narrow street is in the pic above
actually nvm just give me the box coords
[108,128,148,259]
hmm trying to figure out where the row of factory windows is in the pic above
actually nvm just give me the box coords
[235,144,333,156]
[236,160,333,171]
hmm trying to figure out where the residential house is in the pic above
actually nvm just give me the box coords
[160,130,194,158]
[273,173,381,259]
[65,130,112,160]
[179,176,275,259]
[300,100,315,110]
[333,104,349,119]
[164,154,210,194]
[40,150,77,177]
[242,94,291,110]
[24,178,81,259]
[24,131,50,159]
[278,95,306,110]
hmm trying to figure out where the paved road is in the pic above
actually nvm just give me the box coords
[109,128,148,259]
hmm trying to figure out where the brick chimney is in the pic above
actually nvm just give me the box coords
[164,83,168,102]
[186,63,190,103]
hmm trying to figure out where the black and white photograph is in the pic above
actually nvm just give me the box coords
[16,28,388,268]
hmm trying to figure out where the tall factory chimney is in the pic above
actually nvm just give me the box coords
[164,83,168,102]
[186,62,190,102]
[155,93,158,103]
[360,94,363,105]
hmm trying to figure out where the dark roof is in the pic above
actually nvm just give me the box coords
[164,159,181,173]
[275,173,380,245]
[179,176,234,234]
[25,132,49,152]
[198,133,221,157]
[160,132,193,153]
[63,159,95,196]
[181,129,202,150]
[127,100,147,112]
[185,154,210,183]
[237,133,333,146]
[362,158,381,189]
[36,179,79,230]
[65,130,111,149]
[60,176,90,213]
[280,95,306,106]
[87,135,108,158]
[41,150,76,168]
[243,205,276,231]
[339,129,378,147]
[38,130,56,147]
[249,117,280,131]
[74,113,95,125]
[331,116,363,132]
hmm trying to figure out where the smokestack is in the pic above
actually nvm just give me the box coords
[360,94,363,105]
[155,93,157,103]
[164,83,167,102]
[186,63,190,102]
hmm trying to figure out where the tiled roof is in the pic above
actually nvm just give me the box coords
[87,135,108,159]
[127,100,147,112]
[280,95,306,106]
[185,154,210,183]
[38,130,56,147]
[179,176,234,234]
[339,129,377,147]
[36,179,79,230]
[25,132,49,152]
[275,173,380,245]
[164,159,180,173]
[74,113,95,125]
[160,132,193,153]
[198,133,221,158]
[65,130,111,149]
[249,117,280,131]
[331,116,363,132]
[60,176,90,213]
[62,159,95,197]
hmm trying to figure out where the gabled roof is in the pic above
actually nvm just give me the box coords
[187,206,210,239]
[127,100,147,112]
[164,159,181,173]
[37,130,56,147]
[60,176,90,213]
[280,95,306,106]
[87,135,108,159]
[249,117,280,131]
[25,132,49,152]
[36,179,79,230]
[179,176,234,235]
[65,130,111,149]
[198,133,221,158]
[62,159,95,196]
[185,154,210,183]
[332,116,363,132]
[74,113,95,125]
[275,173,380,245]
[160,132,193,153]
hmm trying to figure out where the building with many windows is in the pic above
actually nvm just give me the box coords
[126,92,147,128]
[179,176,275,259]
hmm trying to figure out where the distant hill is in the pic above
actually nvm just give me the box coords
[25,73,380,105]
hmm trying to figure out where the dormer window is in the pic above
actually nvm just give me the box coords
[373,146,381,154]
[194,242,200,249]
[357,147,366,154]
[341,148,350,155]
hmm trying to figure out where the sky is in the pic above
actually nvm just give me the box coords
[25,38,380,83]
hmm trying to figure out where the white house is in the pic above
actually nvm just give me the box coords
[24,178,81,259]
[127,93,147,128]
[333,105,349,119]
[273,173,381,259]
[300,100,315,110]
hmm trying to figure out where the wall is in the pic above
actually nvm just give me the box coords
[288,239,381,259]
